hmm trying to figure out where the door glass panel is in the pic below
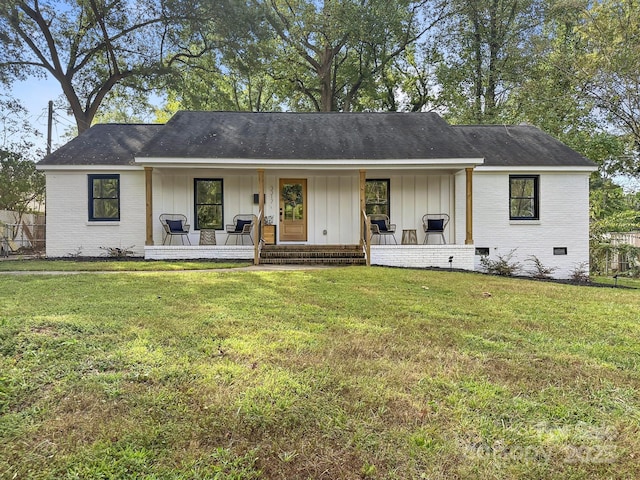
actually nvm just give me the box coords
[282,182,304,221]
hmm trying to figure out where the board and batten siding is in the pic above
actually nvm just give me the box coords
[154,170,455,245]
[472,170,591,279]
[45,170,146,257]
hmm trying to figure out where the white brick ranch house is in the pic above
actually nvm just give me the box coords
[37,111,597,278]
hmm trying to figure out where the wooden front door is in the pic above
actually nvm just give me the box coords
[279,178,307,242]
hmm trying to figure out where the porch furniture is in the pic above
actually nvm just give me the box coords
[422,213,449,244]
[225,214,257,244]
[368,214,397,244]
[262,224,276,245]
[199,228,217,245]
[160,214,191,245]
[401,229,418,245]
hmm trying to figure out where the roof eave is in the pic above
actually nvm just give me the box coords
[476,165,598,173]
[36,164,143,171]
[133,156,485,170]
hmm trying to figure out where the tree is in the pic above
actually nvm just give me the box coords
[435,0,545,123]
[0,149,45,224]
[0,92,42,153]
[573,0,640,173]
[0,0,235,134]
[256,0,443,112]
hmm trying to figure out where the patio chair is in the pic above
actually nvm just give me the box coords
[422,213,449,244]
[225,214,257,244]
[368,214,397,244]
[159,213,191,245]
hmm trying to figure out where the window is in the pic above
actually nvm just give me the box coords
[194,178,223,229]
[553,247,567,255]
[88,174,120,221]
[475,247,490,256]
[509,175,539,220]
[365,179,390,215]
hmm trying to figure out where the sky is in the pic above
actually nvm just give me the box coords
[11,76,75,155]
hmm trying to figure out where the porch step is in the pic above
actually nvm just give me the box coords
[259,244,366,265]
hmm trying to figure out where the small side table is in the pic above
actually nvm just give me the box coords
[263,224,276,245]
[401,229,417,245]
[199,229,217,245]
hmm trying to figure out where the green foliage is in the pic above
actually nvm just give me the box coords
[0,149,44,217]
[0,0,246,132]
[590,177,628,220]
[435,0,546,123]
[574,0,640,168]
[590,210,640,276]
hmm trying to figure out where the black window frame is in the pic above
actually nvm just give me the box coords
[194,178,224,230]
[88,174,120,221]
[509,175,539,220]
[365,179,390,216]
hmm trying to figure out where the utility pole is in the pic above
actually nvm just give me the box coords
[46,100,53,155]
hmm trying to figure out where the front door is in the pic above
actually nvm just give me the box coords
[279,178,307,242]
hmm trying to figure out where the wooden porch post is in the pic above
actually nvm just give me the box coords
[359,170,366,247]
[144,167,154,246]
[255,169,265,265]
[465,167,473,245]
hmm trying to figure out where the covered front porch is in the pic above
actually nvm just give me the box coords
[139,160,478,269]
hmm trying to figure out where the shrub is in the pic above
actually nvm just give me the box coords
[570,262,590,283]
[479,249,522,276]
[526,255,557,279]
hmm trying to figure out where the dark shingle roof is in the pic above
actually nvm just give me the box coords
[38,124,163,166]
[37,113,596,169]
[454,125,596,168]
[136,111,483,160]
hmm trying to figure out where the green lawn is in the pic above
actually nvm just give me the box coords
[0,259,251,272]
[1,267,639,479]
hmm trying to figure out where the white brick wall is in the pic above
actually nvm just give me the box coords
[45,170,146,257]
[144,245,254,260]
[43,168,591,279]
[472,170,591,279]
[371,245,475,270]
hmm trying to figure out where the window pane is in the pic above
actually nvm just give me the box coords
[93,178,118,199]
[94,199,119,219]
[365,180,389,216]
[511,178,534,197]
[510,198,535,218]
[197,205,222,229]
[509,176,538,220]
[194,179,223,229]
[89,175,119,221]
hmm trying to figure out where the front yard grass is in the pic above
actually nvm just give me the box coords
[1,267,639,479]
[0,258,250,272]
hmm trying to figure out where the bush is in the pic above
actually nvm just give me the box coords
[479,249,522,276]
[527,255,557,279]
[570,262,590,283]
